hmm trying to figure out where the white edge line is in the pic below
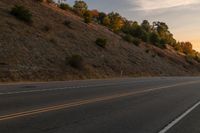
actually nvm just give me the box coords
[158,100,200,133]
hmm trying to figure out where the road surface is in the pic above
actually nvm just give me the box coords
[0,77,200,133]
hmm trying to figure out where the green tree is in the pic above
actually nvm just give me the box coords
[59,3,71,10]
[108,12,124,31]
[152,21,176,45]
[98,12,106,24]
[149,32,160,45]
[122,21,148,42]
[173,42,182,52]
[181,42,193,55]
[102,16,111,26]
[121,20,133,34]
[141,20,151,32]
[73,0,88,16]
[130,22,146,40]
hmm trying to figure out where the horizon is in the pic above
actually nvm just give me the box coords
[59,0,200,52]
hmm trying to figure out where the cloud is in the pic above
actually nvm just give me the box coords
[129,0,200,10]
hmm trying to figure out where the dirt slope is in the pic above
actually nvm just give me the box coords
[0,0,199,82]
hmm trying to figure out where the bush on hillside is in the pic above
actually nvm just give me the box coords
[67,55,84,69]
[59,3,71,10]
[123,34,140,46]
[36,0,53,3]
[49,38,57,44]
[157,43,167,49]
[123,34,134,43]
[10,5,32,23]
[36,0,43,2]
[63,20,72,28]
[46,0,54,3]
[145,49,150,53]
[132,38,141,46]
[193,54,200,63]
[84,17,92,24]
[185,55,194,65]
[42,25,52,32]
[95,38,107,48]
[149,32,160,45]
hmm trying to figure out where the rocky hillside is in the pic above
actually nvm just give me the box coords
[0,0,200,82]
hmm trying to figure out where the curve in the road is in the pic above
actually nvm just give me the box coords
[0,80,199,122]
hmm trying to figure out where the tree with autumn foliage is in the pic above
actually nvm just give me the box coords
[107,12,124,32]
[54,0,199,59]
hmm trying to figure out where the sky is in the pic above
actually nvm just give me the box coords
[59,0,200,51]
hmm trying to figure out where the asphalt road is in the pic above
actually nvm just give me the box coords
[0,77,200,133]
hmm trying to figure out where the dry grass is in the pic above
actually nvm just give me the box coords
[0,0,200,82]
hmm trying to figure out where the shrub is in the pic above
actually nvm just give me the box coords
[84,17,91,24]
[36,0,43,2]
[59,3,71,10]
[194,55,200,63]
[123,34,140,46]
[95,38,107,48]
[42,25,51,32]
[63,20,72,28]
[10,5,32,23]
[46,0,53,3]
[149,32,160,45]
[145,49,150,53]
[68,55,84,69]
[160,39,167,45]
[49,38,57,44]
[123,34,134,43]
[157,43,167,49]
[152,54,156,58]
[132,38,141,46]
[185,55,194,65]
[36,0,53,3]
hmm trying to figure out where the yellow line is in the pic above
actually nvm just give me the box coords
[0,80,199,121]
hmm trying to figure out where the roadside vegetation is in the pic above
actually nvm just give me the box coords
[95,38,107,48]
[67,55,84,69]
[11,0,200,63]
[52,0,200,62]
[10,5,32,23]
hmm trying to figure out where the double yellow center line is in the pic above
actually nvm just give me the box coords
[0,80,199,121]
